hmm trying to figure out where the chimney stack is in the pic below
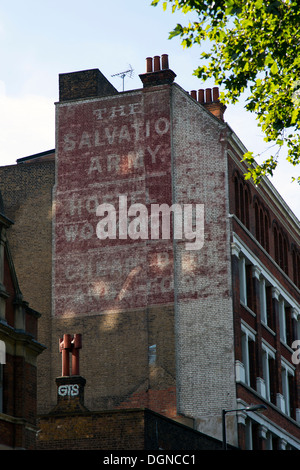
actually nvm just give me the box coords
[59,69,118,101]
[53,333,88,413]
[190,86,226,121]
[139,54,176,87]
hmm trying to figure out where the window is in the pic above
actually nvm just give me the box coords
[264,214,270,253]
[239,256,247,305]
[292,246,300,288]
[246,265,254,311]
[274,225,278,262]
[266,286,274,330]
[261,343,276,403]
[233,171,251,229]
[260,278,267,324]
[260,278,276,331]
[244,418,252,450]
[284,238,289,275]
[279,299,287,343]
[265,432,280,450]
[241,324,256,388]
[273,222,289,274]
[295,314,300,343]
[234,175,240,219]
[260,208,265,248]
[254,198,270,252]
[278,300,293,346]
[238,255,254,310]
[244,419,261,450]
[281,361,295,417]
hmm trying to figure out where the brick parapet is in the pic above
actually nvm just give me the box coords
[37,407,228,450]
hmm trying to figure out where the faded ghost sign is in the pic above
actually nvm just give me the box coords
[54,88,201,317]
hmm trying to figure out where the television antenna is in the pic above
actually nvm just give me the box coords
[111,64,134,91]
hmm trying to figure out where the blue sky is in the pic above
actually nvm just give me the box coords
[0,0,299,218]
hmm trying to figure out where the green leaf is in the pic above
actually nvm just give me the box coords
[270,61,278,74]
[154,0,300,183]
[169,24,183,39]
[291,108,299,125]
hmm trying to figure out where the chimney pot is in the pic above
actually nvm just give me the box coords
[146,57,153,73]
[59,69,118,102]
[191,90,197,100]
[212,87,219,101]
[161,54,169,70]
[205,88,212,103]
[153,56,161,72]
[72,333,82,349]
[198,89,205,103]
[63,334,72,349]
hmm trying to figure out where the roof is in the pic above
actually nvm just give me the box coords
[16,149,55,164]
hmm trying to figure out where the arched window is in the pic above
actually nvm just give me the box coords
[292,246,300,288]
[254,197,269,252]
[274,225,279,263]
[279,232,283,268]
[284,237,289,275]
[264,214,270,252]
[244,186,250,229]
[240,182,245,224]
[232,170,251,230]
[234,176,240,219]
[255,201,260,241]
[273,222,289,274]
[260,208,265,248]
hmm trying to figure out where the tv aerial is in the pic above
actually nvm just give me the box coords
[111,64,134,91]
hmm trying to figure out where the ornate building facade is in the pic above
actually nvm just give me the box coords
[0,193,45,449]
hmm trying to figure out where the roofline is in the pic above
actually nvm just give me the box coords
[16,149,55,164]
[226,124,300,229]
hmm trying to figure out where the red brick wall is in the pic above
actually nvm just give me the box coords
[51,80,178,416]
[37,408,226,450]
[54,86,174,317]
[227,150,299,291]
[227,149,300,447]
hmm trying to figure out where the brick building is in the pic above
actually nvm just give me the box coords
[37,362,230,450]
[0,192,45,449]
[0,55,299,450]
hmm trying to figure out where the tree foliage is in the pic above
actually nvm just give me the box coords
[151,0,300,184]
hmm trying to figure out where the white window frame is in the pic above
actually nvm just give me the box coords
[260,277,267,324]
[241,322,256,386]
[244,418,253,450]
[281,359,295,417]
[239,255,247,306]
[279,298,287,344]
[261,341,276,401]
[232,235,300,316]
